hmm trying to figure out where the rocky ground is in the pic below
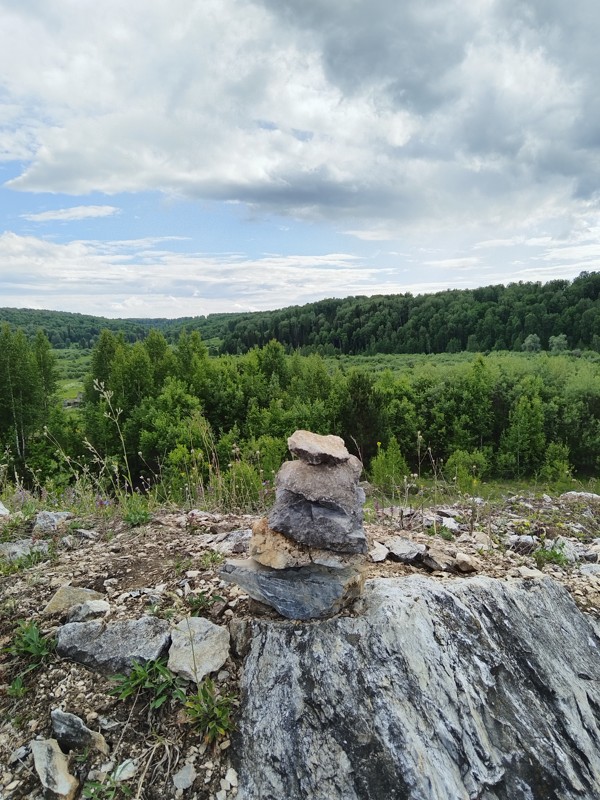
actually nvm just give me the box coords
[1,491,600,800]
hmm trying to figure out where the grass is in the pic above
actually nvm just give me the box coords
[179,677,237,744]
[110,658,186,711]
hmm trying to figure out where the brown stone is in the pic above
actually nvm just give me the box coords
[287,430,350,465]
[43,586,104,616]
[250,518,363,570]
[275,457,363,512]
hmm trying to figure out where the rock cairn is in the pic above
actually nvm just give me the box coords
[220,430,367,620]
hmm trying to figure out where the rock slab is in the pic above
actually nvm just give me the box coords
[56,616,171,674]
[234,575,600,800]
[43,585,104,616]
[167,617,230,684]
[220,558,364,620]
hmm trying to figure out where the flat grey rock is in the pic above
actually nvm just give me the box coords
[384,537,426,563]
[287,430,350,465]
[507,534,539,554]
[234,575,600,800]
[269,489,367,554]
[43,586,104,616]
[167,617,230,684]
[580,563,600,576]
[220,558,364,620]
[67,599,110,622]
[172,763,197,790]
[56,616,171,674]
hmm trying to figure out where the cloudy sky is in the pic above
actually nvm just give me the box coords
[1,0,600,318]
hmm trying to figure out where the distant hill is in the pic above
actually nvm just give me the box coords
[2,270,600,354]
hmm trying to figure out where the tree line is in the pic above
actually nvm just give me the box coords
[2,271,600,356]
[1,325,599,502]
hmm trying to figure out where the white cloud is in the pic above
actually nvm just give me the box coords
[21,205,120,222]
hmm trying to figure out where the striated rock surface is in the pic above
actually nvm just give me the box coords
[56,616,171,674]
[234,575,600,800]
[220,558,364,620]
[287,430,350,465]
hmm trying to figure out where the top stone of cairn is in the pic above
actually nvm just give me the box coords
[287,430,350,466]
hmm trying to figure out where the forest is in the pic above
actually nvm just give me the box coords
[1,321,598,510]
[2,271,600,355]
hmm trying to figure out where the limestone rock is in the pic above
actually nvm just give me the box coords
[172,763,197,791]
[220,558,364,620]
[369,541,389,562]
[0,500,9,516]
[30,738,78,799]
[268,489,367,554]
[51,709,109,755]
[56,616,171,674]
[167,617,230,684]
[0,538,49,561]
[275,457,362,510]
[33,510,72,534]
[384,537,426,564]
[561,491,600,501]
[250,519,362,570]
[422,547,457,572]
[67,599,111,622]
[507,534,539,554]
[580,563,600,576]
[287,430,350,465]
[235,576,600,800]
[455,552,481,573]
[43,586,104,616]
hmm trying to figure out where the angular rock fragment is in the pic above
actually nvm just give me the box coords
[33,510,72,534]
[173,763,197,790]
[167,617,230,684]
[268,489,367,553]
[384,537,426,564]
[43,586,104,616]
[369,541,389,563]
[507,534,539,554]
[220,558,364,620]
[56,616,171,674]
[30,738,78,800]
[276,457,362,509]
[51,709,109,755]
[422,548,457,572]
[67,599,110,622]
[250,518,362,570]
[0,500,9,516]
[0,538,49,561]
[287,430,350,465]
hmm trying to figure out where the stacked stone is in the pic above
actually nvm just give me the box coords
[220,430,367,620]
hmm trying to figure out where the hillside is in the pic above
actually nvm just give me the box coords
[2,489,600,798]
[2,271,600,354]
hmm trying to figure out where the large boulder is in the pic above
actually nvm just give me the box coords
[233,575,600,800]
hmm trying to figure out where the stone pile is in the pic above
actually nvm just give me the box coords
[220,430,367,619]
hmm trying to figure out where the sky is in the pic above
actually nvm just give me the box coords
[1,0,600,319]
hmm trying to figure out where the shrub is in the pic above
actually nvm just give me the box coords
[538,442,572,483]
[369,438,409,497]
[445,449,489,493]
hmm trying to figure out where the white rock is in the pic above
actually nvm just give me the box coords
[369,541,389,563]
[0,500,9,516]
[167,617,230,684]
[30,739,78,800]
[172,763,197,790]
[114,759,138,781]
